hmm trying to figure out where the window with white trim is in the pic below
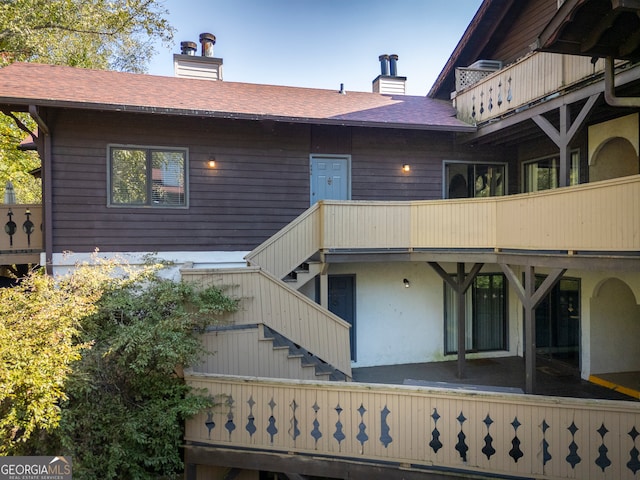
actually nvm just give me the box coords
[108,146,187,207]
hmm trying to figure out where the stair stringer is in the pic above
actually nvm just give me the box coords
[261,325,347,381]
[192,324,325,381]
[181,266,352,380]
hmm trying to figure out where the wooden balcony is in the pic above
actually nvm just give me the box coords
[185,372,640,479]
[453,52,607,125]
[246,175,640,279]
[0,204,42,265]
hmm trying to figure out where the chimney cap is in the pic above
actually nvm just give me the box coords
[180,41,198,55]
[199,32,216,44]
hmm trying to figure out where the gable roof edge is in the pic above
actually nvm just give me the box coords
[428,0,516,99]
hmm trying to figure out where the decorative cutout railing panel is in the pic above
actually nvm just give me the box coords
[454,52,607,125]
[0,205,43,263]
[186,373,640,479]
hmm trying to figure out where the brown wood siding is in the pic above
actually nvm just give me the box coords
[351,128,490,200]
[487,0,559,65]
[48,109,493,254]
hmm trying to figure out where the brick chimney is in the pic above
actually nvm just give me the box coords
[173,32,223,81]
[372,54,406,95]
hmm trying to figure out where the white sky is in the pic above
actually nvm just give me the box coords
[147,0,483,96]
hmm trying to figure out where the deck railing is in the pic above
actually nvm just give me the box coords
[453,52,607,124]
[0,204,43,265]
[246,175,640,279]
[186,372,640,479]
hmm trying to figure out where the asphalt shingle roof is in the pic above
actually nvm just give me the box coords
[0,62,474,132]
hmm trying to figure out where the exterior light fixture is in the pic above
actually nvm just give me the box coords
[208,159,216,168]
[403,278,410,288]
[402,164,410,172]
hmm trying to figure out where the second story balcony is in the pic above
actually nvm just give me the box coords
[246,175,640,280]
[453,51,610,125]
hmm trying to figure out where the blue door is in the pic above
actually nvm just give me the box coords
[328,275,356,361]
[310,156,350,204]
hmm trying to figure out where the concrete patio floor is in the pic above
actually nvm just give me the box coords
[352,356,639,402]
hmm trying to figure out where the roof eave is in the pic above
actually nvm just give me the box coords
[535,0,640,61]
[0,97,475,133]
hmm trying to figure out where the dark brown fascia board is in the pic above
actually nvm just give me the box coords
[0,97,476,133]
[428,0,516,98]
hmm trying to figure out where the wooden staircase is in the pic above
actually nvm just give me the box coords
[282,261,322,290]
[181,267,352,381]
[260,325,347,381]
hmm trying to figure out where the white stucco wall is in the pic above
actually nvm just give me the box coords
[329,262,443,368]
[330,262,521,368]
[581,270,640,377]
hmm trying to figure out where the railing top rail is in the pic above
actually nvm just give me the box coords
[185,370,640,412]
[0,203,43,208]
[321,174,640,207]
[494,173,640,200]
[181,265,262,275]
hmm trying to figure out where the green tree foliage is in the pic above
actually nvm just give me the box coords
[0,257,238,479]
[0,114,41,203]
[0,259,118,454]
[0,0,175,204]
[57,267,237,479]
[0,0,174,71]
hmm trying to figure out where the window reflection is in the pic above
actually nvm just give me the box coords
[445,162,506,198]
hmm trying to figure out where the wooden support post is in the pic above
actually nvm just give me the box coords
[455,262,467,379]
[559,104,569,187]
[500,264,566,393]
[532,94,599,187]
[429,262,484,379]
[523,266,536,393]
